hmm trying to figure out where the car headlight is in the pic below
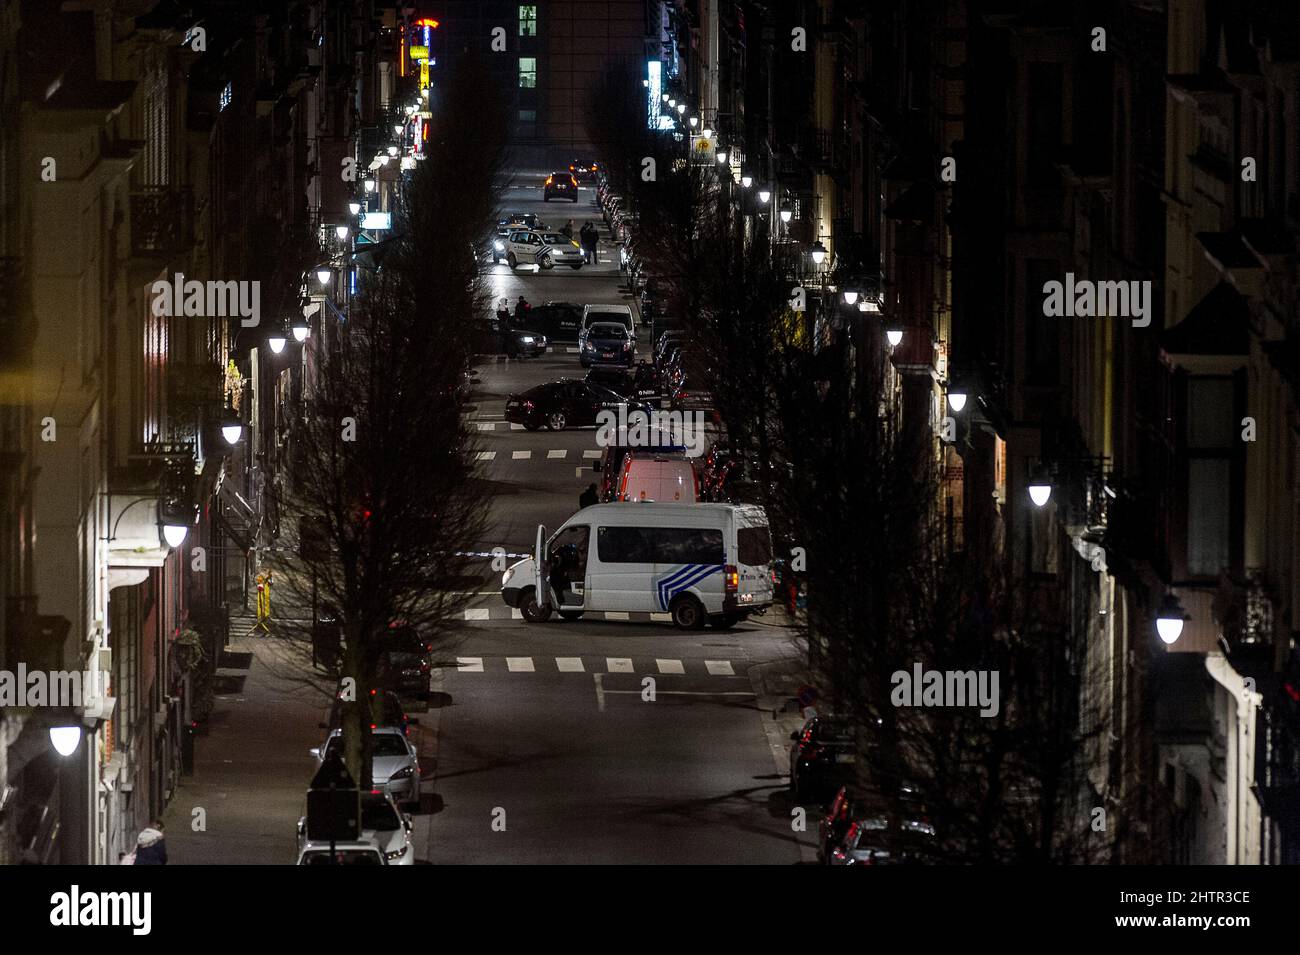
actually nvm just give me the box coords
[385,845,409,861]
[493,240,504,251]
[521,336,535,344]
[389,766,415,780]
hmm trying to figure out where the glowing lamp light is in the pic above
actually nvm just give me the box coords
[394,124,404,134]
[316,267,332,285]
[222,423,243,445]
[363,178,375,193]
[843,289,859,305]
[162,523,189,549]
[676,103,685,115]
[810,240,827,265]
[49,725,82,757]
[1156,594,1187,645]
[700,127,712,140]
[335,225,350,241]
[779,201,793,223]
[716,149,727,164]
[661,93,669,103]
[292,315,311,343]
[387,146,399,156]
[668,97,676,108]
[348,201,361,216]
[1028,465,1053,508]
[886,327,904,348]
[268,332,287,355]
[947,391,968,413]
[758,188,771,204]
[741,174,753,187]
[689,115,698,128]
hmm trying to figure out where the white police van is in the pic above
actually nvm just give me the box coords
[500,503,774,629]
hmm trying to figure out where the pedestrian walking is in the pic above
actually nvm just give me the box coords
[134,821,167,865]
[579,483,599,509]
[560,219,575,239]
[580,222,599,265]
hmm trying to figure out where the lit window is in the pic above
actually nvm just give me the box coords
[219,82,232,112]
[519,5,538,37]
[518,57,536,88]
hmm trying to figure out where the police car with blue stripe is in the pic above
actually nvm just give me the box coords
[501,503,774,629]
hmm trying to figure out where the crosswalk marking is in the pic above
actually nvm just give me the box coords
[475,451,496,461]
[506,656,535,672]
[456,657,484,672]
[556,657,585,672]
[512,450,531,460]
[464,608,490,620]
[656,658,685,674]
[510,423,525,431]
[547,449,567,459]
[604,611,629,620]
[582,450,602,459]
[607,657,634,673]
[705,660,735,676]
[476,421,495,431]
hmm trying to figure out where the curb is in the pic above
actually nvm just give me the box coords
[746,656,820,863]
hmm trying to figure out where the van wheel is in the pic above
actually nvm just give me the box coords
[669,595,706,630]
[520,588,552,623]
[558,610,585,621]
[709,614,740,629]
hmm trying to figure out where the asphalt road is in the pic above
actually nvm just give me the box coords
[412,171,808,864]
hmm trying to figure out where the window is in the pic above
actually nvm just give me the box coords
[519,5,537,37]
[597,526,655,564]
[653,528,724,565]
[1186,376,1234,576]
[518,57,536,89]
[518,109,537,123]
[738,526,773,566]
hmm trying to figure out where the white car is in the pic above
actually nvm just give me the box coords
[296,790,414,865]
[313,728,421,809]
[296,840,387,865]
[504,230,585,270]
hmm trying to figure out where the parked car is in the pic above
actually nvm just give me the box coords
[819,782,931,863]
[323,688,410,740]
[296,840,387,865]
[520,301,583,342]
[585,361,661,405]
[501,502,775,627]
[504,379,649,432]
[789,714,858,804]
[580,303,636,340]
[476,315,547,358]
[579,321,636,368]
[614,449,699,503]
[313,727,421,809]
[297,790,414,865]
[543,171,579,201]
[826,814,939,866]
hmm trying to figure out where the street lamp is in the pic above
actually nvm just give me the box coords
[291,313,311,343]
[335,225,350,241]
[267,327,287,355]
[316,266,332,285]
[661,93,669,103]
[758,187,771,204]
[220,407,243,446]
[1156,593,1187,645]
[843,289,859,305]
[741,173,753,188]
[716,148,728,164]
[1028,465,1053,508]
[161,522,189,549]
[700,126,712,140]
[810,240,827,265]
[348,200,361,216]
[688,115,698,128]
[886,325,904,348]
[947,389,968,413]
[49,725,82,757]
[387,146,398,157]
[363,178,375,193]
[779,201,793,223]
[668,97,676,108]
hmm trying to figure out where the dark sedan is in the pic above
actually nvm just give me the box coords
[789,714,858,804]
[585,362,661,405]
[505,379,649,432]
[579,322,635,368]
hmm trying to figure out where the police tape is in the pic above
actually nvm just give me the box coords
[454,550,531,560]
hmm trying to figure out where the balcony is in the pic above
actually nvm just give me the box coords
[130,187,195,258]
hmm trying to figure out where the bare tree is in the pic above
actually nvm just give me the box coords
[267,55,507,789]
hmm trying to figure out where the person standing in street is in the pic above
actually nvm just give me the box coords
[134,821,167,865]
[579,483,599,509]
[561,219,575,239]
[580,222,599,265]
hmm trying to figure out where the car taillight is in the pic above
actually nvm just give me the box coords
[724,565,738,592]
[545,176,553,184]
[522,400,534,410]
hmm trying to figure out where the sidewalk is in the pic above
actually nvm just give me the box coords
[161,618,330,864]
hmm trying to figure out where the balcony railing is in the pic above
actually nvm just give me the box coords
[130,187,195,257]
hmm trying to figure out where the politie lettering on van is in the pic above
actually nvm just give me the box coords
[500,503,774,629]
